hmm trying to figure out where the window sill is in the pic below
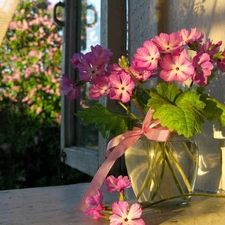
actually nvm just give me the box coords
[63,147,99,176]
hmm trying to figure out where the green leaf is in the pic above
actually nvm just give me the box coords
[156,83,181,103]
[147,83,180,111]
[76,103,129,139]
[148,84,206,137]
[201,95,225,126]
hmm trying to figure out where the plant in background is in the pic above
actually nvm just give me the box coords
[0,0,91,190]
[0,0,62,124]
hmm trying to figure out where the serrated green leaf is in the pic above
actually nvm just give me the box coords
[148,86,206,137]
[147,83,180,110]
[156,83,181,103]
[201,95,225,126]
[76,103,129,139]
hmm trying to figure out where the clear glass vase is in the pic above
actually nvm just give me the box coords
[125,134,199,205]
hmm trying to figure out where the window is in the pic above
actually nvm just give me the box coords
[61,0,127,177]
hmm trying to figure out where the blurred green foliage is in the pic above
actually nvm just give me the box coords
[0,0,91,190]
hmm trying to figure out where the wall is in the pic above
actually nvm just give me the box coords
[129,0,225,192]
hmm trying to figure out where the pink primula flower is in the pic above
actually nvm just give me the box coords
[217,52,225,72]
[192,52,213,86]
[198,40,222,57]
[85,189,105,220]
[130,60,155,82]
[85,189,104,206]
[85,206,105,220]
[70,52,84,68]
[90,45,113,63]
[107,63,125,74]
[60,74,80,100]
[110,201,145,225]
[109,71,135,103]
[78,52,106,83]
[105,175,132,193]
[152,31,182,53]
[159,49,194,82]
[89,76,110,100]
[180,28,204,45]
[133,40,160,70]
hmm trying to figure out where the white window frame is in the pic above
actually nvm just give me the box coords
[60,0,127,177]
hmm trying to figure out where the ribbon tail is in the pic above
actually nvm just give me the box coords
[76,149,118,211]
[76,135,140,211]
[106,130,140,158]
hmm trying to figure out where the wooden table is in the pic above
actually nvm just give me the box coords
[1,183,225,225]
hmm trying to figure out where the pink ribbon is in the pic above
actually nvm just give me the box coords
[76,109,170,211]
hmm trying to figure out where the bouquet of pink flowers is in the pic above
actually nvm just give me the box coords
[61,27,225,139]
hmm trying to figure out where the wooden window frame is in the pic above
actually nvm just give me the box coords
[60,0,127,177]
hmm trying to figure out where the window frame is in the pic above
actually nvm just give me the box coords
[61,0,127,177]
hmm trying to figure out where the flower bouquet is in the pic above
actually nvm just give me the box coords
[61,28,225,222]
[62,28,225,139]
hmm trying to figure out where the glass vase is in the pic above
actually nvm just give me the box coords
[125,134,199,205]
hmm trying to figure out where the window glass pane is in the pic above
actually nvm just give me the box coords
[76,0,101,149]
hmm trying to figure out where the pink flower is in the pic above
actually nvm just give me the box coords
[180,28,204,45]
[109,71,135,103]
[217,52,225,72]
[152,31,182,53]
[85,206,105,220]
[129,66,153,82]
[192,52,213,86]
[105,175,132,193]
[90,45,113,63]
[133,40,160,70]
[110,201,145,225]
[85,189,105,220]
[60,74,80,100]
[89,76,110,100]
[71,53,84,68]
[36,107,42,115]
[78,52,106,83]
[72,45,112,84]
[107,63,125,74]
[85,189,104,206]
[198,40,222,57]
[159,49,194,82]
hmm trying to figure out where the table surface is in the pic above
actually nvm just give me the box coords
[1,183,225,225]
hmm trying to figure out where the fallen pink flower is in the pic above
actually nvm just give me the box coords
[105,175,131,193]
[110,201,145,225]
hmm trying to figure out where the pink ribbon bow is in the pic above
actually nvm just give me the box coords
[76,109,170,211]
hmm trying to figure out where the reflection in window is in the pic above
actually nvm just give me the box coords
[76,0,101,149]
